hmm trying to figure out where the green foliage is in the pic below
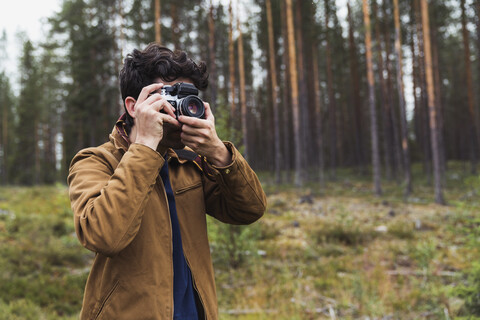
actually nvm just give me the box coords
[207,216,260,269]
[310,215,377,247]
[0,186,90,318]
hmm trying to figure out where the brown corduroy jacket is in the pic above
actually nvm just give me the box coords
[67,126,266,319]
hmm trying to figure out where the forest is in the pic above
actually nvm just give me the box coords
[2,0,480,319]
[0,0,478,202]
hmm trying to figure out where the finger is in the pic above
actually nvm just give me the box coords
[158,112,181,127]
[137,82,164,103]
[150,99,176,118]
[178,115,206,128]
[181,124,208,138]
[203,102,214,121]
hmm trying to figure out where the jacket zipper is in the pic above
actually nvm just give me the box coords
[184,255,207,320]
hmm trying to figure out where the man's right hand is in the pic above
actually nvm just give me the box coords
[132,83,180,151]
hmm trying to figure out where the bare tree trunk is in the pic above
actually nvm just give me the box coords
[461,0,477,174]
[34,120,40,184]
[382,0,403,179]
[117,0,126,116]
[414,0,432,182]
[312,45,325,186]
[347,1,365,171]
[476,1,480,146]
[325,0,337,180]
[374,0,393,180]
[286,0,303,186]
[431,22,446,181]
[393,0,412,196]
[266,0,282,184]
[421,0,445,204]
[228,0,236,140]
[208,0,217,110]
[155,0,161,43]
[1,98,7,184]
[295,0,308,177]
[280,0,292,181]
[237,14,248,161]
[363,0,382,196]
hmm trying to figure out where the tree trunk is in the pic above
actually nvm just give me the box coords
[155,0,161,43]
[393,0,412,196]
[266,0,282,184]
[208,0,217,110]
[280,0,292,181]
[414,0,432,182]
[421,0,445,204]
[373,0,393,180]
[382,0,403,180]
[461,0,477,174]
[347,1,365,171]
[295,0,308,176]
[228,0,236,140]
[1,95,7,184]
[325,0,337,180]
[312,45,325,186]
[363,0,382,196]
[431,20,447,181]
[285,0,303,186]
[237,15,248,161]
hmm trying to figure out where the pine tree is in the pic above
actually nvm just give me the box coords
[421,0,445,204]
[393,0,412,196]
[363,0,382,196]
[286,0,303,186]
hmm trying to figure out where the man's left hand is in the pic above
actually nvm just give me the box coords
[178,102,232,167]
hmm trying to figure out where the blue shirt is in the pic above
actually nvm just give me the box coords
[160,158,199,319]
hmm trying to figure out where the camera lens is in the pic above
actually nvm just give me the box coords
[178,96,205,118]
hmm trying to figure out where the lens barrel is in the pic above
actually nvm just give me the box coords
[178,96,205,119]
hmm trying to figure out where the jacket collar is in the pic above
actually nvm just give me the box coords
[110,113,192,164]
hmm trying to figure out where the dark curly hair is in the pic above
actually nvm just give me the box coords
[119,43,209,133]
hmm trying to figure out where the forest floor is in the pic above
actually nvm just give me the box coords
[1,163,480,319]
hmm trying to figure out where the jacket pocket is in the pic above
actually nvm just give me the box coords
[93,280,120,320]
[175,181,202,195]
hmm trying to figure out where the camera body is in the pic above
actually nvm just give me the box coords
[160,83,205,119]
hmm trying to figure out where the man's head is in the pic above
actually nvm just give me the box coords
[119,44,209,134]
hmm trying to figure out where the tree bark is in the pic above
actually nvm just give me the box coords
[237,14,248,161]
[266,0,282,184]
[347,1,365,170]
[461,0,477,174]
[312,45,325,186]
[228,0,236,139]
[295,0,308,175]
[393,0,412,196]
[363,0,382,196]
[414,0,432,182]
[208,0,217,110]
[421,0,445,204]
[155,0,161,43]
[325,0,337,180]
[286,0,303,186]
[373,0,393,180]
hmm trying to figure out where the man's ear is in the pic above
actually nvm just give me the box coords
[125,97,136,118]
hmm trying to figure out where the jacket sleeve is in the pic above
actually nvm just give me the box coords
[67,143,164,257]
[202,142,266,225]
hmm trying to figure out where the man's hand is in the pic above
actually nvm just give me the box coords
[178,102,232,167]
[132,83,180,151]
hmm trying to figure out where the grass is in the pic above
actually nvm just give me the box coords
[1,163,480,319]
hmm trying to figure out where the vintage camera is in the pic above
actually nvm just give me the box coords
[160,83,205,119]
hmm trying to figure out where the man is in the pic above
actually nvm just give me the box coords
[67,43,266,319]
